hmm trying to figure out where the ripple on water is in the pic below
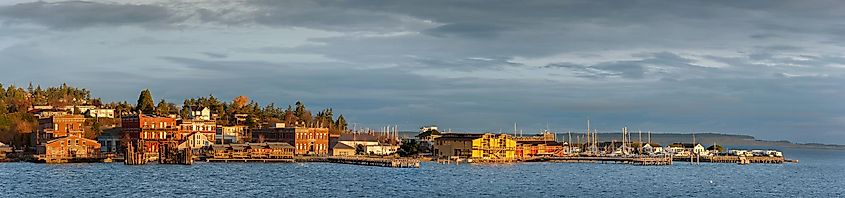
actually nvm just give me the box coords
[0,148,843,197]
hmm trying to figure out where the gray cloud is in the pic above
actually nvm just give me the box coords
[0,1,180,29]
[1,0,845,144]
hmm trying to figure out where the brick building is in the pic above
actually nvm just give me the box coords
[121,114,178,159]
[35,115,101,163]
[252,126,329,155]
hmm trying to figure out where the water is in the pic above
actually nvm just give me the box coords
[1,148,843,197]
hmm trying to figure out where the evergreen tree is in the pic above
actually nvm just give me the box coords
[135,89,155,114]
[156,99,170,116]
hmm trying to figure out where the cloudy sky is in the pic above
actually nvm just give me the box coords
[1,0,844,144]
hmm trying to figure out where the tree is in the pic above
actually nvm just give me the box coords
[135,89,155,114]
[398,139,420,157]
[355,144,366,155]
[707,144,725,153]
[156,99,170,116]
[233,96,250,109]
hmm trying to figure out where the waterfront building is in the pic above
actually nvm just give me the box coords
[121,114,178,160]
[217,125,247,144]
[252,125,329,155]
[97,128,122,154]
[433,133,517,162]
[0,142,12,161]
[211,142,295,160]
[331,143,356,156]
[433,133,482,159]
[177,119,217,142]
[178,131,214,150]
[366,144,400,155]
[471,134,517,162]
[85,108,115,118]
[641,143,663,154]
[338,133,380,147]
[667,143,705,157]
[417,126,442,142]
[34,115,101,162]
[516,141,564,159]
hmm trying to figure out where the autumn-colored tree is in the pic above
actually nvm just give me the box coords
[233,96,250,108]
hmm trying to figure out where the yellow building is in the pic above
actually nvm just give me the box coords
[434,133,516,162]
[471,134,516,162]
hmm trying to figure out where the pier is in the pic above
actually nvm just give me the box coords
[533,156,674,166]
[326,156,420,168]
[693,156,791,164]
[207,158,295,163]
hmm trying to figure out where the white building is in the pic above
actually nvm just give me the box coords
[179,132,214,149]
[217,125,247,143]
[365,144,400,155]
[188,106,211,121]
[642,143,663,154]
[85,108,115,118]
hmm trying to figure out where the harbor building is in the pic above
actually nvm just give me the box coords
[121,114,178,160]
[433,133,517,162]
[210,142,295,161]
[331,143,356,156]
[217,125,247,144]
[252,124,329,155]
[34,115,101,163]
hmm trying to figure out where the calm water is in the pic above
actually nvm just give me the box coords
[1,148,843,197]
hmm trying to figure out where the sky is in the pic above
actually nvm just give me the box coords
[0,0,844,144]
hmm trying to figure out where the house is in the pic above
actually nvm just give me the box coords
[188,106,211,121]
[234,114,249,122]
[0,142,12,161]
[58,105,97,114]
[177,119,217,142]
[34,115,101,163]
[217,125,247,144]
[85,108,115,118]
[338,133,380,148]
[417,126,442,142]
[35,114,87,144]
[97,128,122,154]
[178,131,214,150]
[32,109,68,119]
[121,114,178,161]
[433,133,516,162]
[252,125,329,155]
[366,144,400,155]
[331,142,356,156]
[667,143,706,157]
[37,135,101,162]
[641,143,663,154]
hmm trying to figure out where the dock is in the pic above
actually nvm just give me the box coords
[533,156,673,166]
[206,158,295,163]
[691,156,792,164]
[326,156,420,168]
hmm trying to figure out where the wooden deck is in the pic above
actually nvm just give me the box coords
[206,158,295,163]
[694,156,790,164]
[532,156,673,166]
[327,156,420,168]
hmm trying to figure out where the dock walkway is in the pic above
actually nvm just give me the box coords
[327,156,420,168]
[536,156,673,166]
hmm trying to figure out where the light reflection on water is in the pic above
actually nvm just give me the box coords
[1,148,843,197]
